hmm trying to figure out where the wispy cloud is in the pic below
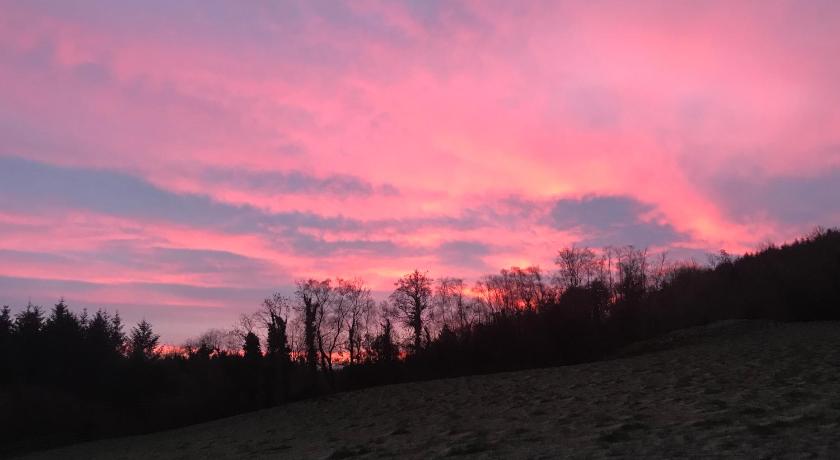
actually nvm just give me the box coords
[1,1,839,340]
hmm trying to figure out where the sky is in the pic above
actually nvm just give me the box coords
[1,1,839,342]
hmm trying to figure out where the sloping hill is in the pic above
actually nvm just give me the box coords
[23,321,840,459]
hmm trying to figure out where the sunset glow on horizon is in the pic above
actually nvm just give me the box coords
[1,1,839,341]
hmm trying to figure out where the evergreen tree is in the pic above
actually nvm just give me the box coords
[243,332,262,361]
[0,306,12,382]
[13,302,45,381]
[110,311,126,356]
[128,319,160,362]
[85,309,124,362]
[0,306,11,342]
[43,299,85,381]
[266,315,290,362]
[14,302,44,336]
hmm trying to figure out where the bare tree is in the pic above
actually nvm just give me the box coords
[596,246,616,292]
[615,246,648,303]
[471,279,495,322]
[390,270,433,354]
[648,251,670,290]
[477,271,517,313]
[339,278,374,365]
[239,312,259,336]
[707,249,734,270]
[316,281,347,383]
[285,315,305,362]
[435,277,473,333]
[555,246,598,290]
[184,328,241,357]
[511,266,550,311]
[474,267,549,315]
[451,279,477,330]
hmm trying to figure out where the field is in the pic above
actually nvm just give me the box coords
[24,320,840,459]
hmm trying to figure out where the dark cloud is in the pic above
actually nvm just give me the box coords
[0,157,450,258]
[553,195,647,229]
[284,232,407,258]
[0,249,71,265]
[96,243,276,279]
[0,156,361,234]
[150,247,272,274]
[0,156,253,229]
[0,157,523,260]
[200,167,399,197]
[0,244,278,288]
[550,195,686,247]
[436,240,491,269]
[712,168,840,226]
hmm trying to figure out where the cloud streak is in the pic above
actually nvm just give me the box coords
[1,1,839,340]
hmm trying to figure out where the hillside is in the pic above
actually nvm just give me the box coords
[22,320,840,459]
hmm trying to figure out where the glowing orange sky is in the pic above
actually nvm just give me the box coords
[1,1,839,341]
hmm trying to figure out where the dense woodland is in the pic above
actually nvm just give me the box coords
[1,227,839,454]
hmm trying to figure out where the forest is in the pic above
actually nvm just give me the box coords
[1,227,839,454]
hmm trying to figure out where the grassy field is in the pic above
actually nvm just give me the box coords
[23,320,840,459]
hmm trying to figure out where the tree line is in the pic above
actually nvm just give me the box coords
[2,227,839,454]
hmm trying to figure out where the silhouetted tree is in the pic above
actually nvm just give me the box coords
[0,306,11,383]
[238,330,263,407]
[648,252,672,290]
[295,279,331,378]
[13,302,45,382]
[84,309,124,370]
[390,270,433,354]
[473,267,550,315]
[128,319,159,362]
[4,227,840,456]
[185,328,241,358]
[708,249,735,269]
[43,299,84,380]
[371,319,397,363]
[14,302,44,337]
[511,266,550,311]
[0,306,10,336]
[341,278,374,365]
[616,246,648,303]
[243,332,262,360]
[109,311,126,355]
[434,278,473,333]
[475,271,517,313]
[555,246,598,290]
[318,294,342,378]
[260,294,291,359]
[259,293,292,403]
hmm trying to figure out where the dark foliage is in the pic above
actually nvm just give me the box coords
[1,228,839,455]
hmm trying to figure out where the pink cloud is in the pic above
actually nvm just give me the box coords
[1,1,839,341]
